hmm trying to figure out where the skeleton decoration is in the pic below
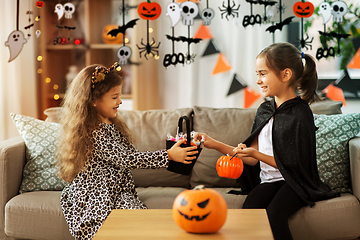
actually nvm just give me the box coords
[5,0,27,62]
[201,0,215,26]
[117,46,132,65]
[331,1,348,23]
[316,0,350,60]
[201,8,215,26]
[64,3,75,19]
[180,1,199,26]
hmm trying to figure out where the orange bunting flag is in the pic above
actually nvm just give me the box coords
[212,53,232,75]
[194,24,213,40]
[347,48,360,69]
[323,83,346,106]
[244,87,261,108]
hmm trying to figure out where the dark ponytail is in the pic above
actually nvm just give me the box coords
[298,53,321,104]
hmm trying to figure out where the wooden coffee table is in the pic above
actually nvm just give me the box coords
[93,209,273,239]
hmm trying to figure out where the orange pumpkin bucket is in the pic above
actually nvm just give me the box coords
[216,155,244,179]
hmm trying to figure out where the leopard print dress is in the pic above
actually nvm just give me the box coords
[60,123,169,240]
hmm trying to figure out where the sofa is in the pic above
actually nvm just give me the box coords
[1,101,360,240]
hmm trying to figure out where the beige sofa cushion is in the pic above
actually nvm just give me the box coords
[289,193,360,240]
[191,106,257,188]
[5,191,73,240]
[119,108,194,188]
[310,100,343,115]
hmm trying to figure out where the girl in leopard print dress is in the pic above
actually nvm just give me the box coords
[58,63,198,240]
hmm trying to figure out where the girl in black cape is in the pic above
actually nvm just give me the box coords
[194,42,339,240]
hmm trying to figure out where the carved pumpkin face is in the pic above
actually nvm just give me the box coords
[36,1,44,8]
[102,25,123,44]
[293,1,314,18]
[138,1,162,20]
[172,185,227,233]
[216,155,244,179]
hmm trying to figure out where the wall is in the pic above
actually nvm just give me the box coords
[0,0,37,141]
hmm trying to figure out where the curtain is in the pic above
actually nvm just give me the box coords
[0,0,37,141]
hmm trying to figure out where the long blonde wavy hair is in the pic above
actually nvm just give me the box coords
[58,64,133,182]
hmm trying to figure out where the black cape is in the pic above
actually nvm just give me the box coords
[236,97,339,206]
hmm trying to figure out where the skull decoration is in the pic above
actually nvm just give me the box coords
[64,3,75,19]
[201,8,215,26]
[117,46,132,65]
[180,1,199,26]
[331,1,348,23]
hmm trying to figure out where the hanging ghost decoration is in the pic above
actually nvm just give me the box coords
[331,1,348,23]
[166,2,181,27]
[55,3,65,20]
[5,30,27,62]
[180,1,199,26]
[319,2,331,24]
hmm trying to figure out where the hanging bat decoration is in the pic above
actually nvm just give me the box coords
[265,16,294,33]
[107,18,140,37]
[166,35,202,44]
[266,0,294,41]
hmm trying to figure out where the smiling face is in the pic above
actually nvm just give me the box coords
[94,85,122,124]
[255,56,296,106]
[255,56,284,97]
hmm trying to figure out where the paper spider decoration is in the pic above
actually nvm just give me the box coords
[219,0,240,21]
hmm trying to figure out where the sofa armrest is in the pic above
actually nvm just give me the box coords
[0,136,25,239]
[349,136,360,200]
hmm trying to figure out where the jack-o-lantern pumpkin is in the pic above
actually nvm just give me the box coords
[216,155,244,179]
[138,1,162,20]
[172,185,227,233]
[293,1,314,18]
[36,1,44,8]
[102,25,124,44]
